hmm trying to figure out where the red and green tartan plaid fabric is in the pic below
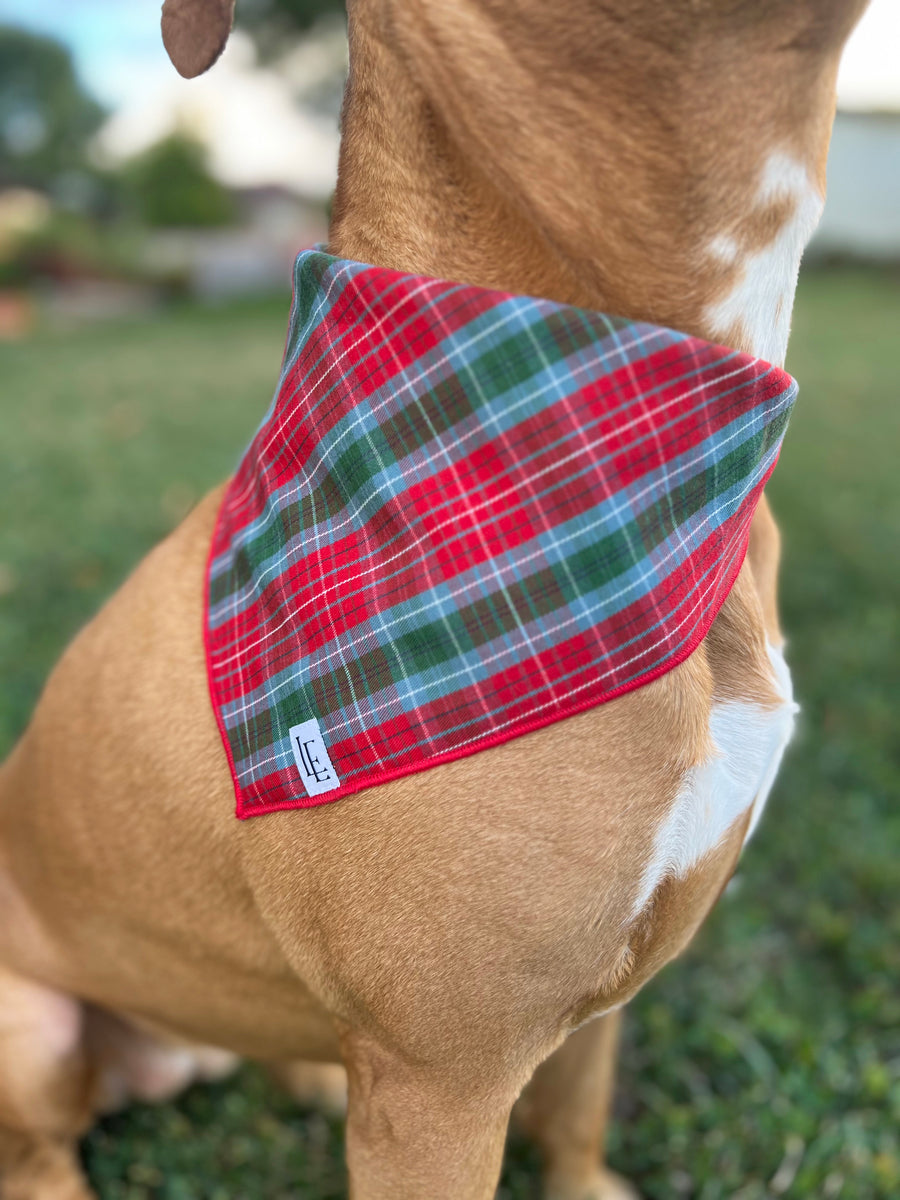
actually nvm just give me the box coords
[205,248,797,818]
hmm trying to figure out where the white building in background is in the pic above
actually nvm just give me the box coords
[144,186,328,299]
[811,111,900,261]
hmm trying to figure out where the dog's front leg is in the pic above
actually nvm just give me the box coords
[0,965,95,1200]
[341,1032,513,1200]
[515,1012,637,1200]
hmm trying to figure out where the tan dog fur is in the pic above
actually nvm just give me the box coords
[0,1,867,1196]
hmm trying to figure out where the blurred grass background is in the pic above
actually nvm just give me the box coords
[0,265,897,1198]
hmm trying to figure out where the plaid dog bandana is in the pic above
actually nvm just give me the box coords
[206,249,797,818]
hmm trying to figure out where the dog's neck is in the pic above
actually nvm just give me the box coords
[330,0,866,366]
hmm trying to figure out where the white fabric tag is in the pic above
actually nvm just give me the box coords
[289,719,340,797]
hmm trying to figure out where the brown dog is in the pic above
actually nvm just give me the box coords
[0,2,868,1197]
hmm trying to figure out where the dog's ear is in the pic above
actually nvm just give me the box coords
[161,0,237,78]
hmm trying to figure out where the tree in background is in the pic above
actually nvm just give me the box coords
[238,0,345,44]
[0,25,105,192]
[120,134,236,229]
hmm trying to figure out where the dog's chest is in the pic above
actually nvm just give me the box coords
[632,642,798,915]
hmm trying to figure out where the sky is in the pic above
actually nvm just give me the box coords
[1,0,898,195]
[0,0,345,197]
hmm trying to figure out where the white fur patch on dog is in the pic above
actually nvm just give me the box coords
[705,152,824,366]
[631,643,798,917]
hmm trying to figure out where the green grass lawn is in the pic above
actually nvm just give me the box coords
[1,268,898,1199]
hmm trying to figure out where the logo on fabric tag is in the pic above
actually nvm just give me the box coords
[289,719,340,797]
